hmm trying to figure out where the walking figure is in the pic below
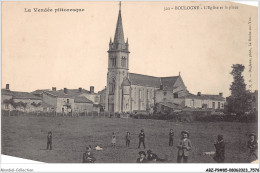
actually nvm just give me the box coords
[177,130,192,163]
[46,131,52,150]
[169,129,174,146]
[112,132,116,148]
[213,135,225,163]
[126,132,131,147]
[247,133,258,162]
[138,129,146,149]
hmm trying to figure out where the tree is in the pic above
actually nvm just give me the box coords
[227,64,252,115]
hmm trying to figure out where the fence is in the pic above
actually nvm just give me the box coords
[1,110,119,118]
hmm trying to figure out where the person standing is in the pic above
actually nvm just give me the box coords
[138,129,146,149]
[126,132,131,148]
[169,129,174,147]
[213,135,225,163]
[136,151,148,163]
[177,130,192,163]
[111,132,116,148]
[247,133,258,162]
[46,131,52,150]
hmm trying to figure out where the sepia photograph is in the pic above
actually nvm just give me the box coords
[0,0,259,171]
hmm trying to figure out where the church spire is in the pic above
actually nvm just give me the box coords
[114,1,125,44]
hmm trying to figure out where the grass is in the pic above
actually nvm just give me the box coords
[1,115,257,163]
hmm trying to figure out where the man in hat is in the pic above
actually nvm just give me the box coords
[213,134,225,163]
[138,129,146,149]
[177,130,192,163]
[83,146,96,163]
[136,151,148,163]
[247,133,258,162]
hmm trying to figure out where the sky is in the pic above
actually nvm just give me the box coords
[1,1,258,97]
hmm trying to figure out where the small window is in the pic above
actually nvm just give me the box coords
[173,93,178,98]
[218,102,220,109]
[163,91,167,96]
[67,99,69,103]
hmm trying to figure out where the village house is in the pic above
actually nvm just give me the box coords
[42,87,101,114]
[172,92,225,110]
[1,84,43,112]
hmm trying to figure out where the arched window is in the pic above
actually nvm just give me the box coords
[121,56,126,67]
[109,79,116,94]
[111,56,117,67]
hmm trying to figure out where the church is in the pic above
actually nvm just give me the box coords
[104,3,189,113]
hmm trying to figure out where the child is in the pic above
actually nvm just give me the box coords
[138,129,146,149]
[136,151,148,163]
[247,133,258,162]
[112,132,116,148]
[83,146,96,163]
[126,132,131,148]
[46,131,52,150]
[147,150,167,162]
[213,134,225,163]
[169,129,174,147]
[177,130,192,163]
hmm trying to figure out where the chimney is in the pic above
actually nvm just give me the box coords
[197,92,201,96]
[160,84,163,90]
[90,86,94,93]
[78,87,82,92]
[64,88,68,94]
[219,92,223,97]
[6,84,9,90]
[52,87,56,91]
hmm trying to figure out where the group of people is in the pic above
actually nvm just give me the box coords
[46,129,258,163]
[111,129,146,149]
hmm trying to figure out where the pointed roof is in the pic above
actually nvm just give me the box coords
[122,78,131,86]
[114,4,125,44]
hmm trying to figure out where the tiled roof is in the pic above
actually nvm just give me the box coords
[43,90,72,98]
[43,89,91,98]
[185,93,225,101]
[122,78,131,86]
[129,73,161,88]
[43,89,95,104]
[129,73,179,90]
[31,89,50,95]
[12,91,41,100]
[74,96,93,103]
[161,76,179,91]
[1,89,12,96]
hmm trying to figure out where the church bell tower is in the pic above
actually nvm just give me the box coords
[105,2,130,113]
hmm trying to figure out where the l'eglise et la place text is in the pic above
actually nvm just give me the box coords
[24,7,85,13]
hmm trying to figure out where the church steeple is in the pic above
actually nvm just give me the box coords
[114,1,125,44]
